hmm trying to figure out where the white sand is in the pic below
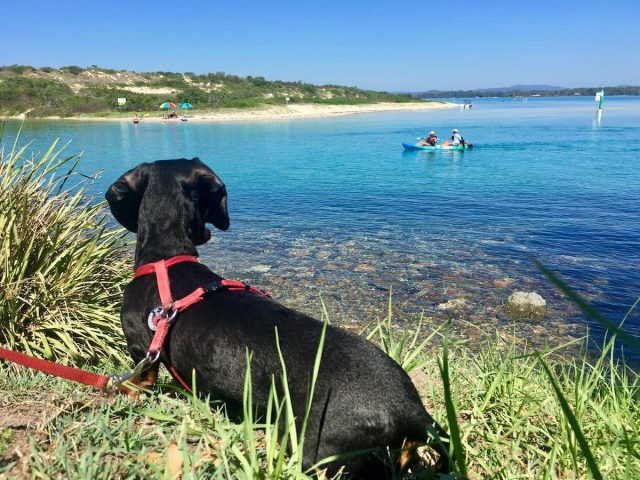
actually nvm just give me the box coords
[147,102,456,122]
[119,86,179,95]
[22,101,455,123]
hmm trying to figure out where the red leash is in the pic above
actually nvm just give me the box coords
[0,255,270,394]
[0,347,110,390]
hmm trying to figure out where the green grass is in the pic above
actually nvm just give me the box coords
[1,315,638,478]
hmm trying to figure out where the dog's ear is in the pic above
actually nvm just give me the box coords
[105,163,150,232]
[198,171,230,231]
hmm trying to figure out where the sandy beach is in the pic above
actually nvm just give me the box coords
[17,101,456,123]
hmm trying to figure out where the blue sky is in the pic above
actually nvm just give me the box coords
[2,0,637,91]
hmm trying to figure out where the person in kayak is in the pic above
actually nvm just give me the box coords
[451,129,465,146]
[417,131,438,146]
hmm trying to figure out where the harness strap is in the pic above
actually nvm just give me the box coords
[220,279,270,296]
[133,255,200,279]
[148,318,172,355]
[167,363,193,392]
[0,347,110,391]
[155,260,173,310]
[172,287,207,311]
[135,255,271,393]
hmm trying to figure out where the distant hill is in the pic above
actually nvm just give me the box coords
[0,65,417,117]
[415,84,640,98]
[476,84,564,92]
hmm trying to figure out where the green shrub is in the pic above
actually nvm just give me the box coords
[62,96,110,115]
[61,65,84,75]
[0,128,129,363]
[178,86,209,106]
[0,77,74,115]
[2,65,34,75]
[92,67,118,75]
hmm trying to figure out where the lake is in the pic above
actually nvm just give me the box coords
[3,96,640,362]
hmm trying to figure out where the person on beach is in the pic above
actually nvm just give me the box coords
[417,130,438,146]
[451,128,465,146]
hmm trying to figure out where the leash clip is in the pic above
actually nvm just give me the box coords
[147,306,178,331]
[107,351,161,393]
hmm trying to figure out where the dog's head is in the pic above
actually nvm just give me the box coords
[105,158,229,245]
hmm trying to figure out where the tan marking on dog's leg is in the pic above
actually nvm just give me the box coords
[118,363,160,397]
[398,439,423,472]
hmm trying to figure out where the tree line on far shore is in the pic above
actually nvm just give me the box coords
[415,85,640,99]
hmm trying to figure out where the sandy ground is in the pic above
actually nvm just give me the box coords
[16,102,456,123]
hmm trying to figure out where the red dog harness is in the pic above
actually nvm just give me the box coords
[118,255,270,392]
[0,255,269,393]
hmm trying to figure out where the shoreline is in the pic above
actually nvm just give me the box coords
[6,101,456,123]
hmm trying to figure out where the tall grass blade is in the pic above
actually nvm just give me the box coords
[274,327,299,458]
[298,300,329,473]
[537,353,604,480]
[438,319,467,477]
[242,350,258,472]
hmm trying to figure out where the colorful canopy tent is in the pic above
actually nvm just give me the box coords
[180,102,193,109]
[159,102,177,109]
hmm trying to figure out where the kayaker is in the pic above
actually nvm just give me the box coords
[451,129,465,146]
[417,130,438,146]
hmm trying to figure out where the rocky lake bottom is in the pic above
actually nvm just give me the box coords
[202,228,586,355]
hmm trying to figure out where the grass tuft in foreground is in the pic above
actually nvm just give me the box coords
[0,125,129,363]
[424,333,638,478]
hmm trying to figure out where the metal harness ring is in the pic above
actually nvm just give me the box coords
[147,306,178,331]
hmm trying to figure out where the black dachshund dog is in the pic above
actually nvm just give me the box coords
[106,158,449,478]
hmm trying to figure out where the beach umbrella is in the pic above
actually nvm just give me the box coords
[160,101,177,109]
[180,102,193,109]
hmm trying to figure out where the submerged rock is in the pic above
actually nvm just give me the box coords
[493,277,513,288]
[247,264,271,273]
[437,298,467,312]
[504,291,547,320]
[354,263,375,273]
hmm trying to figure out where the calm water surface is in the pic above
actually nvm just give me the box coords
[4,97,640,361]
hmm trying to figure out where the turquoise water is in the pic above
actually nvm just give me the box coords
[4,96,640,361]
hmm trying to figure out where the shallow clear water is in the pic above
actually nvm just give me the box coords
[4,96,640,361]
